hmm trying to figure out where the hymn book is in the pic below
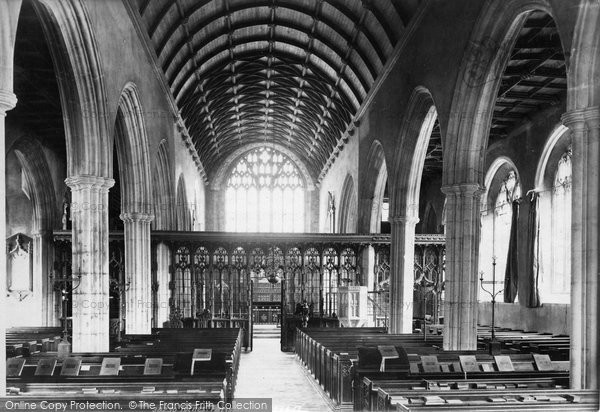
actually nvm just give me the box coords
[34,358,57,376]
[143,358,163,375]
[99,358,121,376]
[533,354,555,371]
[6,358,25,377]
[458,355,479,373]
[377,345,399,372]
[60,357,82,376]
[494,355,514,372]
[420,355,440,373]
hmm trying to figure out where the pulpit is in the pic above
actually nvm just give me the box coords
[337,286,367,327]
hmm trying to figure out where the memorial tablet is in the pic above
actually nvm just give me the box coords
[533,354,555,371]
[60,357,82,376]
[6,358,25,377]
[420,355,440,373]
[494,355,514,372]
[459,355,479,373]
[99,358,121,376]
[144,358,163,375]
[35,358,57,376]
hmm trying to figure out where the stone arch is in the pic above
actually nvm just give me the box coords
[481,156,521,215]
[534,125,570,191]
[113,82,153,216]
[338,174,357,234]
[32,0,111,177]
[444,0,561,186]
[9,136,57,233]
[152,139,176,230]
[388,86,438,334]
[360,140,388,233]
[176,174,191,231]
[392,86,438,220]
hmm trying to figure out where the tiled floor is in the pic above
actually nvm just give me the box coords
[235,334,333,412]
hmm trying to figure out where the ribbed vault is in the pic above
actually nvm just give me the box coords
[135,0,413,179]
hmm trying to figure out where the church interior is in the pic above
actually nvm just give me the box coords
[1,0,599,410]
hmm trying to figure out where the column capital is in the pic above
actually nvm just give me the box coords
[441,182,483,197]
[0,90,17,113]
[120,212,155,223]
[65,175,115,191]
[562,106,600,129]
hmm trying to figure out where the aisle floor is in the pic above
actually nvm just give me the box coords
[235,334,334,412]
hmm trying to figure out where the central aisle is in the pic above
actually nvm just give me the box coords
[235,328,334,412]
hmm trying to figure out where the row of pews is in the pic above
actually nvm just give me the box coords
[5,327,244,406]
[478,326,570,361]
[295,327,599,411]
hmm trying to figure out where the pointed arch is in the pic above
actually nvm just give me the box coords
[338,174,357,234]
[152,139,175,230]
[176,174,191,231]
[444,0,563,186]
[32,0,111,177]
[113,82,153,216]
[9,136,57,232]
[392,87,438,220]
[360,140,388,233]
[481,156,521,215]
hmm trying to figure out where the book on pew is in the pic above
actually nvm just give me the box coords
[60,357,82,376]
[6,358,25,377]
[423,395,445,405]
[34,358,57,376]
[481,363,493,372]
[377,345,399,372]
[99,358,121,376]
[533,354,555,371]
[458,355,479,373]
[420,355,440,373]
[143,358,163,375]
[488,397,507,403]
[190,348,212,375]
[446,399,463,405]
[494,355,514,372]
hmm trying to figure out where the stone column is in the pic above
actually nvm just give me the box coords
[65,175,114,352]
[34,230,59,326]
[155,243,171,327]
[121,212,154,335]
[562,108,599,389]
[0,90,17,395]
[389,213,419,334]
[440,183,483,350]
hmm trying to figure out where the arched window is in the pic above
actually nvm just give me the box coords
[225,147,305,232]
[480,169,521,302]
[539,147,571,303]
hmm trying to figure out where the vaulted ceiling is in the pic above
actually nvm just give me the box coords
[134,0,417,180]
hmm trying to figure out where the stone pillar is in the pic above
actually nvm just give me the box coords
[0,90,17,395]
[121,212,154,334]
[562,108,599,389]
[389,213,419,334]
[440,183,483,350]
[65,175,114,352]
[155,242,171,327]
[34,230,59,326]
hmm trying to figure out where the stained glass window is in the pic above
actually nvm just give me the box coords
[550,147,572,296]
[225,148,305,232]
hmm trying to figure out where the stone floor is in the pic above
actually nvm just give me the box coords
[235,329,333,412]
